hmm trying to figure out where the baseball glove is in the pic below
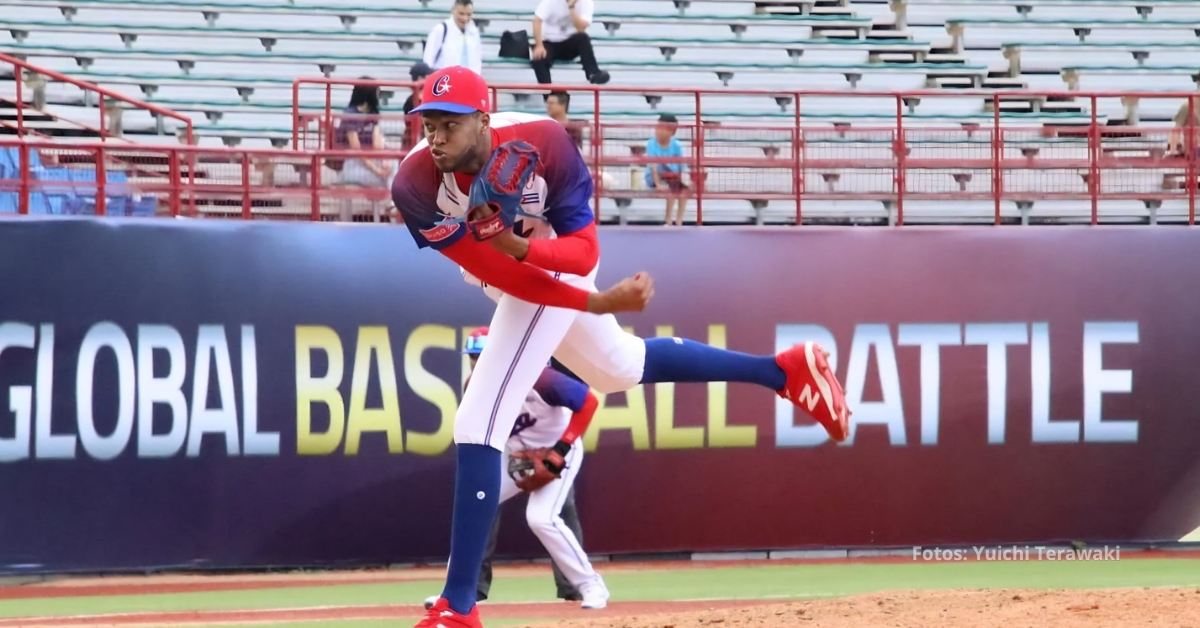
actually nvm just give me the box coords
[466,140,540,241]
[507,442,570,492]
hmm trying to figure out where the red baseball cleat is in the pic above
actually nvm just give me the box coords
[415,597,482,628]
[776,341,850,442]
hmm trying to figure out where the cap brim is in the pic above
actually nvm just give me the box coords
[411,102,481,115]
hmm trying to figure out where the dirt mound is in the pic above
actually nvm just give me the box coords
[538,587,1200,627]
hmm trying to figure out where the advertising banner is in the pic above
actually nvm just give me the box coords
[1,219,1197,571]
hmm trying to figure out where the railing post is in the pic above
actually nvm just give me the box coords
[793,91,802,226]
[187,149,197,217]
[99,94,107,141]
[592,87,602,222]
[241,152,252,220]
[324,84,333,150]
[694,90,703,226]
[168,149,181,217]
[1188,94,1196,226]
[993,93,1002,225]
[0,52,193,150]
[17,144,29,215]
[95,145,107,216]
[15,66,25,137]
[292,80,301,150]
[895,95,905,226]
[310,153,321,221]
[1089,95,1099,225]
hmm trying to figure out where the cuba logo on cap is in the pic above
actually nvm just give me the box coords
[432,74,452,97]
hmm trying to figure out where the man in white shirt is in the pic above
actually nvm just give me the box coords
[423,0,483,75]
[531,0,610,85]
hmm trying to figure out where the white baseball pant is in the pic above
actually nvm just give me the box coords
[454,262,646,450]
[499,441,597,587]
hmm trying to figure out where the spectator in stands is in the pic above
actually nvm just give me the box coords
[404,62,435,148]
[544,90,617,192]
[423,0,483,75]
[336,82,392,221]
[644,114,688,226]
[1168,99,1200,157]
[545,91,584,149]
[531,0,610,85]
[404,62,435,115]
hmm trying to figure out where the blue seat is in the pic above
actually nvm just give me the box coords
[64,167,154,215]
[106,169,158,216]
[37,167,75,215]
[0,148,37,213]
[0,148,16,189]
[24,149,50,215]
[1,153,152,216]
[67,168,98,215]
[129,196,158,216]
[26,147,43,171]
[27,192,50,215]
[105,170,130,215]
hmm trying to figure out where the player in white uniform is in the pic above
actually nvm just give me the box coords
[398,67,850,628]
[426,327,607,611]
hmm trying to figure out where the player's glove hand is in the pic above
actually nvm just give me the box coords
[508,443,570,492]
[466,140,540,241]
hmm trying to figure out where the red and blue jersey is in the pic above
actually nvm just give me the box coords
[392,112,595,251]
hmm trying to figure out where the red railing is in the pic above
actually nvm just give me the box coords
[2,79,1197,225]
[0,138,405,221]
[294,78,1200,225]
[1,53,194,145]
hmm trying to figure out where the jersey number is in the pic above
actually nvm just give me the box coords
[512,412,537,436]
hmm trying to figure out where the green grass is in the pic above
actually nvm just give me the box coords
[0,582,422,618]
[590,559,1200,602]
[2,559,1197,619]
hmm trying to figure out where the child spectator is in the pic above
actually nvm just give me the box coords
[644,114,688,226]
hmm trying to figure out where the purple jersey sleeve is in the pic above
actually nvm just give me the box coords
[391,149,467,250]
[533,367,589,412]
[518,120,595,236]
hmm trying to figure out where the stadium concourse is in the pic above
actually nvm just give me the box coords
[2,0,1200,223]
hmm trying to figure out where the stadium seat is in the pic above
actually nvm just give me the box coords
[0,148,17,213]
[3,0,1197,224]
[0,147,52,213]
[56,167,152,215]
[38,167,75,214]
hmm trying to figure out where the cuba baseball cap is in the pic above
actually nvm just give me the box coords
[411,66,491,115]
[463,326,489,355]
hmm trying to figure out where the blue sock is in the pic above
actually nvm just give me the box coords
[640,337,785,390]
[441,443,500,615]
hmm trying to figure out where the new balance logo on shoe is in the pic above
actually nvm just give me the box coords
[797,384,821,412]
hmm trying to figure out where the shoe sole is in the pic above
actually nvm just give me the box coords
[804,341,849,441]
